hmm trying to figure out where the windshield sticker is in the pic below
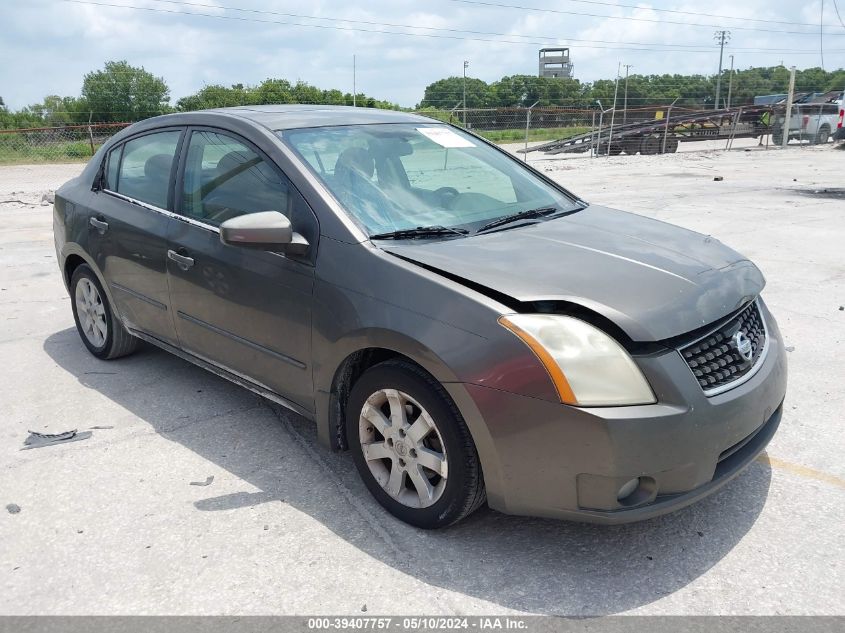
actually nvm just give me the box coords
[417,127,476,148]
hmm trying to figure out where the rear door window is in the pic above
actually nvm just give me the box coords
[115,130,182,210]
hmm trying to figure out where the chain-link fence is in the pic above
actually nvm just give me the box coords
[414,104,744,150]
[1,97,840,165]
[414,106,597,146]
[0,123,131,164]
[415,94,841,156]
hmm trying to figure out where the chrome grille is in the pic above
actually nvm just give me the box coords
[680,301,767,395]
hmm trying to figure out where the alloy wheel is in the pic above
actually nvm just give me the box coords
[358,388,448,509]
[75,277,108,348]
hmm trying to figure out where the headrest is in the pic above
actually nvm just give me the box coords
[216,150,253,175]
[144,154,173,180]
[335,147,374,179]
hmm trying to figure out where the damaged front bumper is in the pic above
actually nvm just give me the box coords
[445,301,787,523]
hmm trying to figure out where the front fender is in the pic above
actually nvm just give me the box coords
[312,328,508,511]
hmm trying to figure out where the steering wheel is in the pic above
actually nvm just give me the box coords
[433,187,460,208]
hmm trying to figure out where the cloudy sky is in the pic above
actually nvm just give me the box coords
[1,0,844,110]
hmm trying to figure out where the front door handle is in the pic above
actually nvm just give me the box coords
[167,249,195,271]
[89,217,109,234]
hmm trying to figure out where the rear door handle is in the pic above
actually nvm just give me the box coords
[167,249,195,271]
[89,217,109,234]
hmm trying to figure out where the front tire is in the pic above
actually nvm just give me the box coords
[346,360,486,528]
[70,264,139,360]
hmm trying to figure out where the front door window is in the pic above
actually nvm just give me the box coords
[181,130,290,226]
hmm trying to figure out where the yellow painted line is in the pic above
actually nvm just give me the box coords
[757,454,845,490]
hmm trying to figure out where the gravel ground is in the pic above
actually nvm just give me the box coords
[0,140,843,616]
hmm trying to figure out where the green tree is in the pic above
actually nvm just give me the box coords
[419,65,844,113]
[175,84,255,110]
[176,78,398,111]
[496,75,583,106]
[23,95,88,126]
[82,60,170,122]
[418,76,492,109]
[254,79,294,104]
[321,89,346,105]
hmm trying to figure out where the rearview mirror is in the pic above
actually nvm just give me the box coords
[219,211,309,255]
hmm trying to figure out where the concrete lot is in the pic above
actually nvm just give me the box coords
[0,141,843,615]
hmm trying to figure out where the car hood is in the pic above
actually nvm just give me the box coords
[381,205,764,341]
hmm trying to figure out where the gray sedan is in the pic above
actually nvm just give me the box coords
[53,105,787,528]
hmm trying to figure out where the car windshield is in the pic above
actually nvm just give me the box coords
[279,123,581,237]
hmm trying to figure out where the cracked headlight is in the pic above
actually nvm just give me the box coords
[499,314,656,406]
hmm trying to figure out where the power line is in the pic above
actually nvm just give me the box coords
[448,0,845,36]
[835,0,845,29]
[453,0,827,28]
[59,0,845,53]
[144,0,557,42]
[54,0,718,50]
[141,0,845,50]
[136,0,772,50]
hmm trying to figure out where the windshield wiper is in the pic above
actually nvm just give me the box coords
[369,225,469,240]
[476,206,562,234]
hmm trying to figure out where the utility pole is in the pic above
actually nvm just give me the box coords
[726,55,734,109]
[782,65,796,149]
[353,54,356,107]
[820,0,825,70]
[607,62,621,157]
[622,64,632,126]
[463,60,469,127]
[714,30,730,109]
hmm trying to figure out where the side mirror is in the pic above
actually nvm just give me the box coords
[219,211,309,255]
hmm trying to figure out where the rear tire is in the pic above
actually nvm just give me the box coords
[814,125,830,145]
[640,135,661,155]
[597,142,622,156]
[70,264,139,360]
[346,359,486,528]
[623,138,641,155]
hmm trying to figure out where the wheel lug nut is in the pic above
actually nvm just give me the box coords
[409,449,417,458]
[399,429,406,437]
[387,438,393,446]
[399,459,406,467]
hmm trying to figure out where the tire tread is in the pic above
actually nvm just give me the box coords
[380,359,487,525]
[71,264,139,360]
[349,358,486,528]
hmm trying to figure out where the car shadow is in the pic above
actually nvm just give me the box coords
[44,327,772,615]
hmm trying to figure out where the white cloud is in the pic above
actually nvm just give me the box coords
[0,0,843,111]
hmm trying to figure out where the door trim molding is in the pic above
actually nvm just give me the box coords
[102,189,220,234]
[176,310,307,370]
[111,282,168,311]
[127,328,315,420]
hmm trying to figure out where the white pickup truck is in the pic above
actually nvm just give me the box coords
[773,93,843,145]
[834,101,845,142]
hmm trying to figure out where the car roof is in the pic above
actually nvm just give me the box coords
[202,104,436,130]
